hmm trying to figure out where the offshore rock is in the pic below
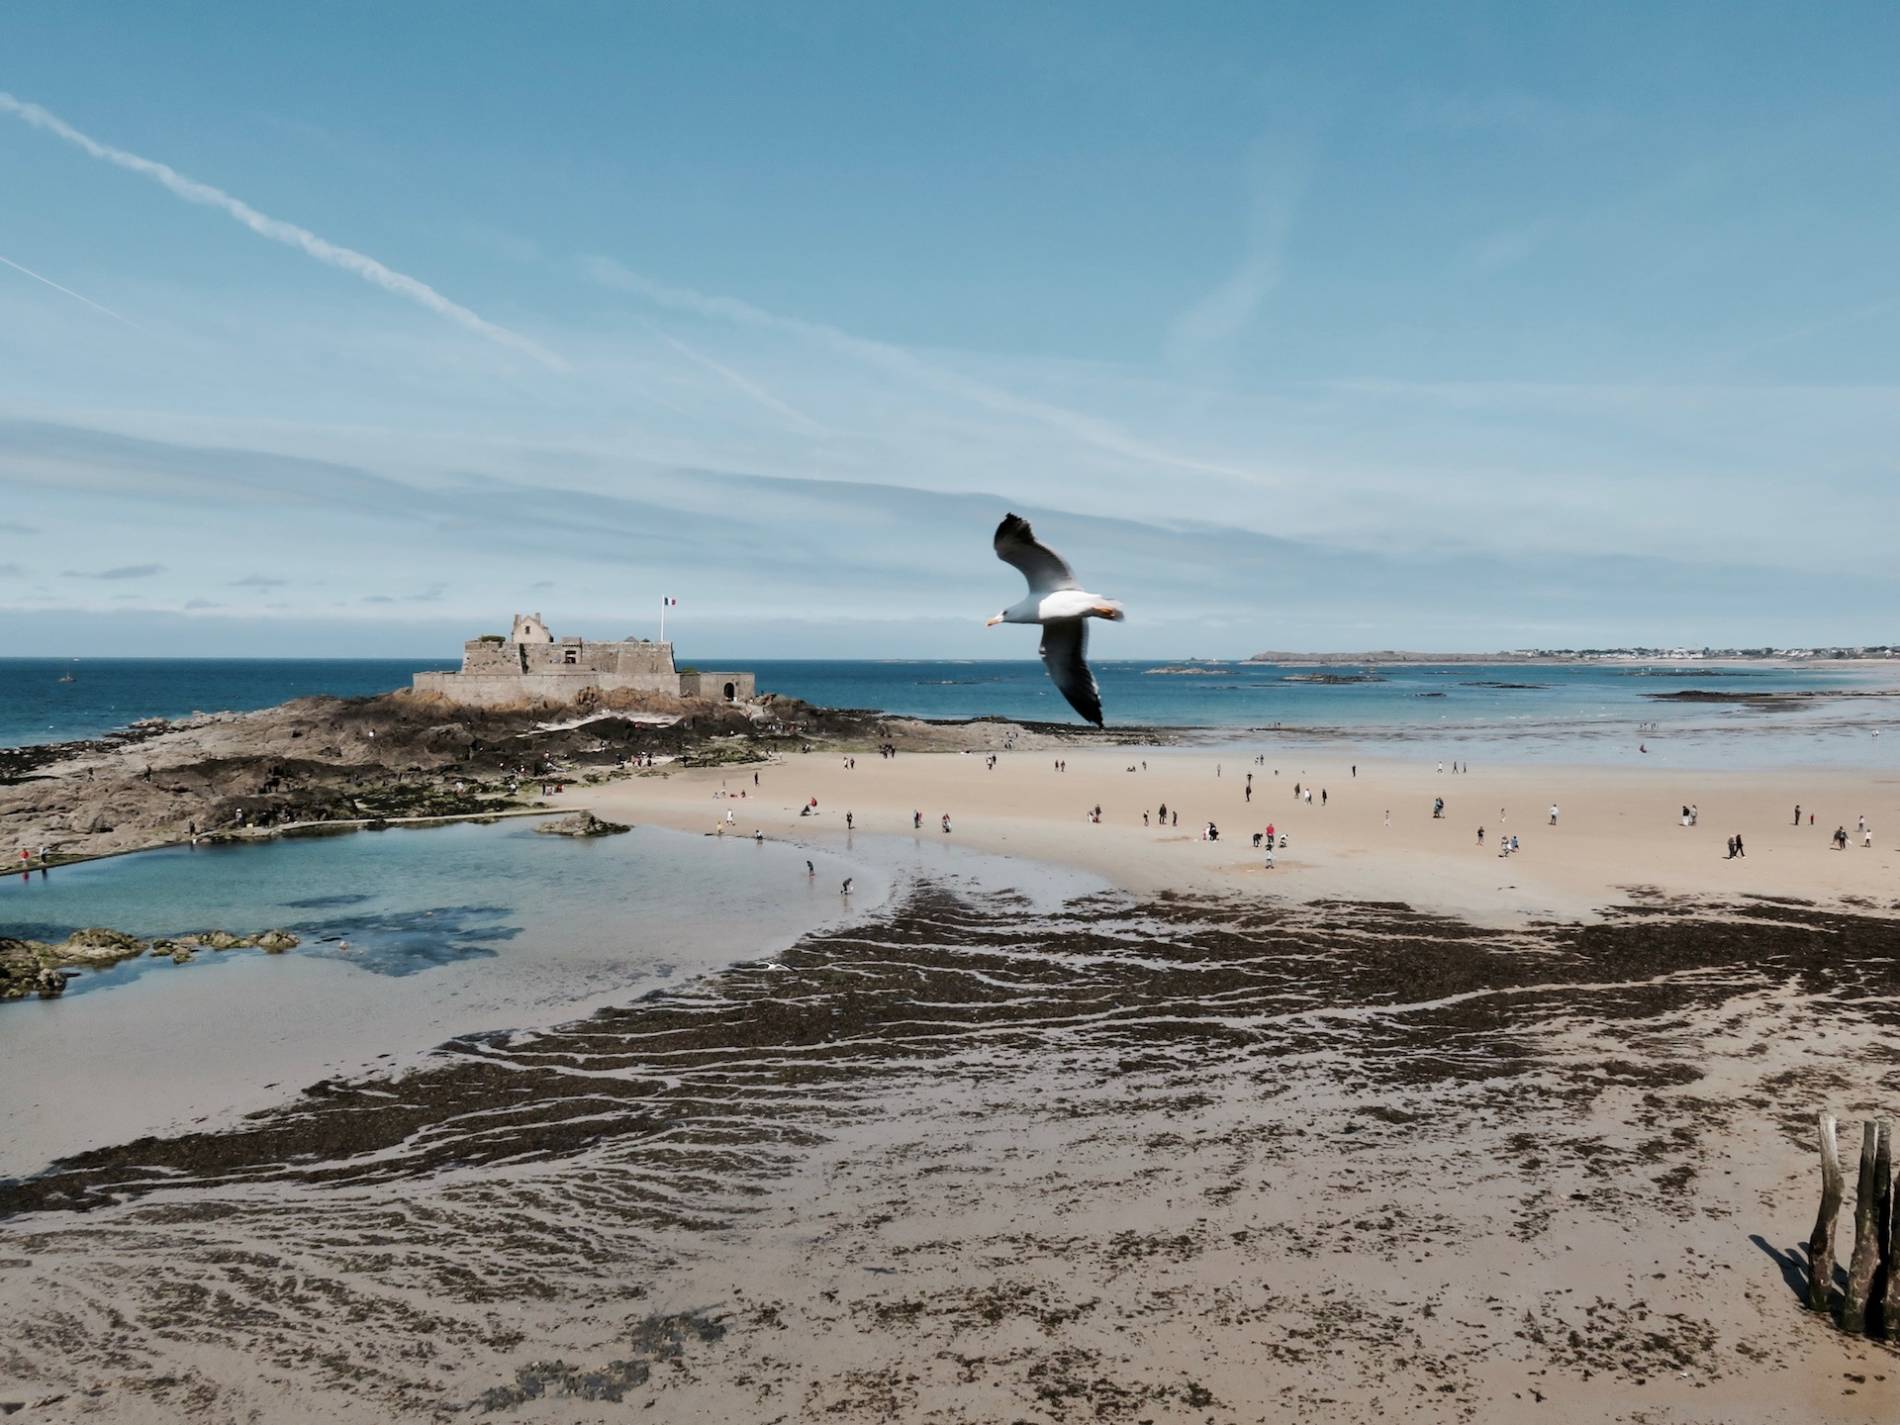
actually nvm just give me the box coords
[1,926,303,1002]
[535,811,630,838]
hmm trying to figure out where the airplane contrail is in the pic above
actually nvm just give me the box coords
[0,91,566,370]
[0,251,133,324]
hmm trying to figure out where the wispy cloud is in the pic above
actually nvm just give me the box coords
[1165,137,1309,364]
[361,584,446,605]
[0,251,133,325]
[653,327,827,435]
[183,598,220,610]
[0,91,565,370]
[229,573,288,589]
[584,257,1267,484]
[63,562,163,580]
[0,563,24,577]
[0,521,38,534]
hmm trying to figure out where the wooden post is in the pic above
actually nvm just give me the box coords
[1875,1120,1894,1335]
[1843,1120,1882,1333]
[1810,1113,1844,1314]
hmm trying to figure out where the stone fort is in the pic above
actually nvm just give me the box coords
[412,613,757,707]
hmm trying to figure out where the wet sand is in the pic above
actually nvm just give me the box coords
[5,866,1900,1421]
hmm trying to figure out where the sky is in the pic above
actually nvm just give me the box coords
[2,2,1897,658]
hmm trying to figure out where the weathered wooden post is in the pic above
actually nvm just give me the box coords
[1810,1113,1844,1314]
[1875,1120,1893,1334]
[1842,1120,1884,1333]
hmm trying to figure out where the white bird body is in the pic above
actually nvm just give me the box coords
[987,513,1124,726]
[999,588,1122,624]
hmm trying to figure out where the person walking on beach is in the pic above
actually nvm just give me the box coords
[1245,783,1252,804]
[1263,846,1275,869]
[1321,788,1327,807]
[1384,809,1390,827]
[913,809,922,829]
[942,813,952,834]
[1833,825,1849,851]
[1171,811,1178,827]
[1735,834,1745,857]
[1549,803,1559,826]
[806,860,815,877]
[842,878,853,896]
[1726,834,1737,859]
[1159,802,1168,824]
[1864,824,1874,848]
[1794,804,1802,825]
[845,811,854,830]
[1477,826,1485,846]
[1145,811,1152,827]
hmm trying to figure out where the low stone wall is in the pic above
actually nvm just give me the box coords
[412,670,683,706]
[679,671,757,702]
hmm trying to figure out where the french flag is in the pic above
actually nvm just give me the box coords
[663,596,678,606]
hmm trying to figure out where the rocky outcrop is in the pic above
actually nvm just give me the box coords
[0,928,302,1001]
[535,811,631,838]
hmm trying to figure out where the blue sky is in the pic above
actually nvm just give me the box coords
[2,3,1896,657]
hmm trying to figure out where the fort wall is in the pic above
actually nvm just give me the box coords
[412,620,757,707]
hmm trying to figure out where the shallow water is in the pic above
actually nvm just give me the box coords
[0,818,1103,1178]
[0,819,888,1173]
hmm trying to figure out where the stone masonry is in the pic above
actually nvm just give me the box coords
[412,613,757,707]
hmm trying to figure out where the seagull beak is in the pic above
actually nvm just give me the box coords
[985,615,1003,627]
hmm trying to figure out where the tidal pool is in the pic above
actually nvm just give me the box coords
[0,819,884,1174]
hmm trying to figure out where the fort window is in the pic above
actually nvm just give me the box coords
[723,681,736,701]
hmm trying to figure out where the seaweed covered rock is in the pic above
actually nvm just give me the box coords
[535,811,630,838]
[60,927,148,961]
[1,926,306,1000]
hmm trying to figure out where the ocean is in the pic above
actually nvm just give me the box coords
[2,655,1898,766]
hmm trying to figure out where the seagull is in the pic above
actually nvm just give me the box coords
[987,513,1124,726]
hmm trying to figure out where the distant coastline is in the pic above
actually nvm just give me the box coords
[1246,647,1900,666]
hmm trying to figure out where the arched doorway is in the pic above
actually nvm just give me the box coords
[722,681,736,702]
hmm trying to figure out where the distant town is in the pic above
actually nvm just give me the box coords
[1244,645,1900,665]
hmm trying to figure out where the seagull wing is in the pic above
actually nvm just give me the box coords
[1040,619,1103,726]
[994,513,1079,594]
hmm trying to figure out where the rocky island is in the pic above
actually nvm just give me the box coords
[0,683,1129,874]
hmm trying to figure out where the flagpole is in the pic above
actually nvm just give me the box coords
[660,596,666,645]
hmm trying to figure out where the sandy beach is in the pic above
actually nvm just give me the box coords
[573,741,1900,926]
